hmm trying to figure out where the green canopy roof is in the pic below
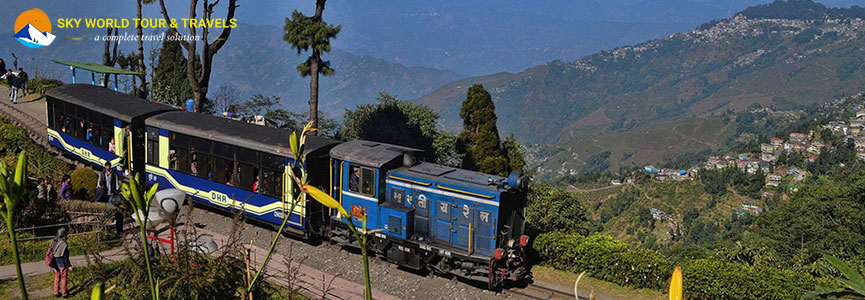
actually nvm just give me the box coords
[52,60,142,75]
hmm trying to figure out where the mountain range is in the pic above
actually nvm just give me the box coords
[416,0,865,172]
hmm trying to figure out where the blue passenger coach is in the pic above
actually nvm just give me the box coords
[329,141,529,289]
[143,111,338,236]
[45,84,175,175]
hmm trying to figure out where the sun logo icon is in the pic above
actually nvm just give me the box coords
[13,8,56,48]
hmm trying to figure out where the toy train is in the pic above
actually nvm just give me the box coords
[43,84,529,289]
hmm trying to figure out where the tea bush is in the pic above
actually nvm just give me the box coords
[70,168,98,201]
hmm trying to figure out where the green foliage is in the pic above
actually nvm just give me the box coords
[682,258,815,300]
[70,168,98,201]
[109,253,275,300]
[805,255,865,299]
[0,231,118,265]
[151,39,197,106]
[536,232,817,299]
[535,232,672,290]
[0,151,29,300]
[283,10,342,77]
[754,170,865,267]
[457,84,522,176]
[699,167,764,198]
[339,92,457,164]
[525,185,590,235]
[25,78,63,95]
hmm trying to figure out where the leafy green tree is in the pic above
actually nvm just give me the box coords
[525,184,590,235]
[755,169,865,267]
[339,92,456,164]
[151,39,195,106]
[457,84,523,176]
[283,0,341,133]
[232,94,338,136]
[158,0,239,112]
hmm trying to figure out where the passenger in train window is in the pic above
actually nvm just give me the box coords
[85,127,92,142]
[108,138,115,153]
[169,149,177,170]
[232,165,242,187]
[58,114,66,132]
[253,175,260,193]
[190,153,198,176]
[349,166,360,192]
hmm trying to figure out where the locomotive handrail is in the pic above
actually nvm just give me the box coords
[387,175,431,186]
[435,184,494,199]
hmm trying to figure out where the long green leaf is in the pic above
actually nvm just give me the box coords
[835,278,865,297]
[802,286,847,299]
[826,255,865,287]
[13,151,26,188]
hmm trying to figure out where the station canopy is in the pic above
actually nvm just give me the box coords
[52,60,142,75]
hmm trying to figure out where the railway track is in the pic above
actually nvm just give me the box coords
[505,283,583,300]
[0,97,87,169]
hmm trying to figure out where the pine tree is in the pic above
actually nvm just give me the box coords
[152,40,195,106]
[284,0,341,134]
[457,84,522,176]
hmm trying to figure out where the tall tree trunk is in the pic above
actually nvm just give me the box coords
[307,0,326,133]
[308,53,320,132]
[136,0,148,98]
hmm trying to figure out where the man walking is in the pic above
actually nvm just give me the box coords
[17,68,28,96]
[8,70,22,104]
[96,162,119,204]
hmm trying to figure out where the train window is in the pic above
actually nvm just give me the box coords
[260,153,284,197]
[212,141,235,185]
[234,162,255,190]
[361,168,375,196]
[213,156,233,185]
[170,133,190,174]
[347,165,378,197]
[190,137,212,179]
[146,127,159,164]
[47,100,54,128]
[236,147,258,164]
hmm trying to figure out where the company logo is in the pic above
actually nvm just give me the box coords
[13,8,55,48]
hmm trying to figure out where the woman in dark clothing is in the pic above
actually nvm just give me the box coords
[50,227,71,298]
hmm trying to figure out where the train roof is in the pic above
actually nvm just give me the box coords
[146,110,339,157]
[330,140,422,168]
[45,84,176,122]
[393,162,509,193]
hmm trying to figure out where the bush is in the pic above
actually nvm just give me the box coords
[526,185,591,235]
[682,259,815,300]
[70,168,99,201]
[26,78,64,95]
[536,232,819,299]
[535,232,672,290]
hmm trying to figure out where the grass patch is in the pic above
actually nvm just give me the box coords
[0,231,120,265]
[531,265,665,300]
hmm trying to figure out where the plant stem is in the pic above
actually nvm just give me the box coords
[361,237,371,300]
[138,218,156,300]
[342,216,372,300]
[7,217,27,300]
[246,200,298,297]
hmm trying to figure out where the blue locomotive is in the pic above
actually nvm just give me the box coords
[44,84,530,289]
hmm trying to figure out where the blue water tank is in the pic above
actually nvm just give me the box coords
[185,99,194,111]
